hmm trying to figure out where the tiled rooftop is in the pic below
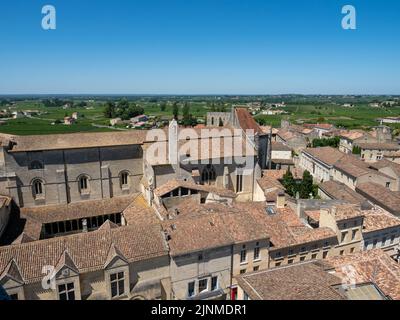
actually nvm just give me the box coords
[153,179,237,198]
[325,249,400,300]
[0,223,168,284]
[236,262,344,300]
[20,195,136,224]
[362,207,400,233]
[356,183,400,215]
[4,131,148,152]
[235,108,263,134]
[235,203,337,250]
[319,180,366,204]
[303,147,346,166]
[162,203,269,256]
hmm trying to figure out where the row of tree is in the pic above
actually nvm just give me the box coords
[174,102,198,126]
[41,99,88,108]
[311,136,340,148]
[103,99,144,120]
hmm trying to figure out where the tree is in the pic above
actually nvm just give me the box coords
[352,145,361,155]
[172,102,179,120]
[299,170,314,199]
[160,101,167,112]
[282,169,296,197]
[121,104,144,120]
[182,102,191,126]
[104,102,116,118]
[312,136,340,148]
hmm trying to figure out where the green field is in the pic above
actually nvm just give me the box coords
[255,104,400,130]
[1,98,399,136]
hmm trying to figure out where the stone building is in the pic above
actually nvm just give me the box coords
[0,222,170,300]
[356,142,400,163]
[0,131,147,208]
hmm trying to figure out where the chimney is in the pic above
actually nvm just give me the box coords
[276,192,286,209]
[223,166,229,189]
[296,200,301,218]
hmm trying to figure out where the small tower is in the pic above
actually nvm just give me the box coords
[168,119,179,165]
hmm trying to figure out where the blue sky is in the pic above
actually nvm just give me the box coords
[0,0,399,94]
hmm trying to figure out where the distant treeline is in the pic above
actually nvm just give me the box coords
[103,99,144,120]
[41,99,88,108]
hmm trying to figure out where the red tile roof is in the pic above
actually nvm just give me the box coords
[235,108,263,134]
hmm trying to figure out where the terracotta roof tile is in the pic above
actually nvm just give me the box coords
[236,262,344,300]
[21,195,136,224]
[303,147,346,166]
[326,249,400,300]
[154,179,237,198]
[319,180,366,204]
[235,108,263,134]
[362,207,400,233]
[8,131,148,152]
[162,203,269,256]
[0,224,168,284]
[357,183,400,216]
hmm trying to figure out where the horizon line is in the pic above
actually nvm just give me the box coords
[1,93,400,97]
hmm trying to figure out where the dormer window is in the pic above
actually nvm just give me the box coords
[58,282,75,301]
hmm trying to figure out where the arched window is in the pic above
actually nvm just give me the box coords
[30,160,44,170]
[120,171,130,188]
[78,175,90,194]
[32,179,44,198]
[201,165,216,185]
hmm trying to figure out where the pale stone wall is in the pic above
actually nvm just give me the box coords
[268,240,336,269]
[272,150,292,160]
[299,152,331,182]
[169,246,232,300]
[3,145,144,208]
[206,112,231,127]
[362,226,400,257]
[377,167,400,191]
[231,240,269,287]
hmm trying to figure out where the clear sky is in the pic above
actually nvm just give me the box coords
[0,0,399,95]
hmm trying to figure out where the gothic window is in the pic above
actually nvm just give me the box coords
[201,165,216,185]
[78,175,90,194]
[120,171,130,189]
[32,179,44,199]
